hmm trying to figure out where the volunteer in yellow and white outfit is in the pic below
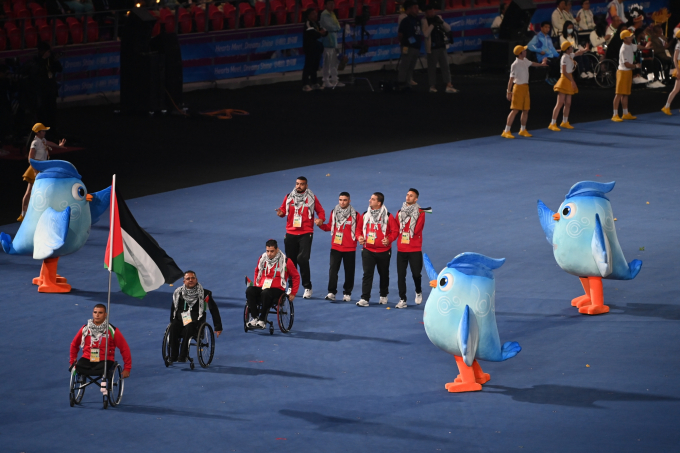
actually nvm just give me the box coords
[549,40,590,131]
[502,45,548,139]
[613,30,640,122]
[661,30,680,116]
[18,123,65,221]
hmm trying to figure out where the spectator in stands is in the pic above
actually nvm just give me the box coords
[605,20,625,60]
[661,30,680,116]
[302,8,327,92]
[576,0,595,33]
[626,3,645,31]
[491,2,506,39]
[528,21,561,85]
[606,15,622,45]
[398,0,422,90]
[647,24,671,86]
[607,0,624,24]
[590,18,609,49]
[422,5,457,94]
[320,0,344,88]
[31,43,63,131]
[552,0,577,37]
[560,21,593,78]
[65,0,94,17]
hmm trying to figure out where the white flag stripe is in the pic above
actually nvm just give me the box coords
[121,228,165,293]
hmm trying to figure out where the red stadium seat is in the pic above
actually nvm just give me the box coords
[23,22,37,47]
[285,0,301,23]
[488,0,500,4]
[3,2,12,16]
[385,0,396,14]
[35,19,52,43]
[270,0,286,24]
[191,4,206,31]
[159,8,175,33]
[301,0,316,10]
[446,0,467,10]
[14,7,29,20]
[335,0,350,19]
[66,16,83,43]
[364,0,380,16]
[54,18,68,45]
[28,2,46,17]
[0,28,6,51]
[12,0,25,12]
[254,1,272,26]
[177,7,192,33]
[85,16,98,41]
[239,2,255,28]
[4,21,20,49]
[209,3,226,30]
[475,0,490,6]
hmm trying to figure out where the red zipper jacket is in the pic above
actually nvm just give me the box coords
[70,324,132,371]
[279,194,326,235]
[253,257,301,295]
[396,209,426,252]
[318,208,364,252]
[361,212,399,253]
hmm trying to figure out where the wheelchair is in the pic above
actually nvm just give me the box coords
[161,322,215,369]
[69,361,124,409]
[243,291,294,335]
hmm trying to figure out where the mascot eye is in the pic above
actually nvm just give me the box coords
[72,183,86,201]
[438,273,454,292]
[562,202,577,219]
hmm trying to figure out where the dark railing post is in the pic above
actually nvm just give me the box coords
[52,18,57,46]
[353,0,357,20]
[235,0,241,29]
[440,0,445,11]
[265,0,270,26]
[205,4,209,32]
[294,0,299,24]
[84,14,89,43]
[21,18,25,50]
[114,11,119,40]
[174,6,179,33]
[381,0,386,16]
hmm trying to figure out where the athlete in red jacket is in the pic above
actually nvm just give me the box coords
[70,304,131,378]
[395,188,426,308]
[357,192,399,307]
[246,239,300,329]
[318,191,364,302]
[275,176,325,299]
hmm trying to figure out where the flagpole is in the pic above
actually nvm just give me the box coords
[103,175,116,397]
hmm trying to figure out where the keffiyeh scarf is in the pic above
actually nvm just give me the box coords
[363,204,389,236]
[399,202,421,238]
[173,283,205,320]
[285,188,316,219]
[81,319,108,348]
[333,204,357,240]
[256,250,287,288]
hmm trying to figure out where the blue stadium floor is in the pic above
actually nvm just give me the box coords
[2,113,679,452]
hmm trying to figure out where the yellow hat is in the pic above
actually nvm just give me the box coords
[513,45,527,56]
[560,41,573,52]
[32,123,50,133]
[620,30,633,39]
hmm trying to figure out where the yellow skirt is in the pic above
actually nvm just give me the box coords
[615,70,632,95]
[22,166,37,184]
[510,84,530,111]
[553,75,578,95]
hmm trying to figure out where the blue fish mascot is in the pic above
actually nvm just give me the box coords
[537,181,642,315]
[422,252,521,393]
[1,160,110,293]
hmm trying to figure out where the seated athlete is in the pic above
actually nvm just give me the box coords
[169,270,223,363]
[69,304,131,379]
[246,239,300,329]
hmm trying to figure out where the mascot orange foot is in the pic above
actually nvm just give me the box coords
[445,357,489,393]
[32,257,71,293]
[572,276,609,315]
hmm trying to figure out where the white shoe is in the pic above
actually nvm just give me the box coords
[379,296,388,305]
[409,80,418,86]
[429,87,437,93]
[256,320,266,329]
[396,300,407,309]
[578,72,586,78]
[325,293,336,301]
[415,293,422,305]
[633,76,647,84]
[586,72,594,78]
[286,287,292,295]
[323,82,333,88]
[343,294,351,302]
[312,84,322,90]
[648,81,665,89]
[356,299,369,307]
[302,85,313,92]
[247,318,258,328]
[303,289,313,299]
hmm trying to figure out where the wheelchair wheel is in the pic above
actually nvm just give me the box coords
[243,304,250,333]
[595,59,617,88]
[108,363,124,407]
[69,370,84,405]
[197,323,215,368]
[277,295,294,333]
[162,323,172,366]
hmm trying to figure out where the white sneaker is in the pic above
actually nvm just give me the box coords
[586,72,594,78]
[396,300,407,309]
[578,72,586,78]
[379,296,388,305]
[415,293,422,305]
[356,299,369,307]
[343,294,351,302]
[303,289,313,299]
[312,84,322,90]
[256,320,266,329]
[648,80,665,88]
[247,318,258,328]
[429,87,437,93]
[325,293,336,301]
[302,85,313,92]
[409,80,418,86]
[633,76,647,84]
[323,82,333,88]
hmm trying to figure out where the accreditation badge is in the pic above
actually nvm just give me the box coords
[263,278,273,289]
[334,231,343,245]
[401,232,410,244]
[181,310,193,326]
[367,232,376,245]
[90,347,100,362]
[293,214,302,228]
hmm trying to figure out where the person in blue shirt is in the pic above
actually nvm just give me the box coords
[528,21,561,84]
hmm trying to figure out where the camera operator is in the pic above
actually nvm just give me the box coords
[29,43,62,130]
[397,0,422,89]
[422,5,457,93]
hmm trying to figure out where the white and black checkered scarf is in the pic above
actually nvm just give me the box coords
[285,188,315,219]
[398,202,421,238]
[363,204,388,236]
[332,204,357,240]
[256,250,287,288]
[81,319,108,348]
[173,283,205,320]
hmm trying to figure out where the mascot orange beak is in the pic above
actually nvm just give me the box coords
[430,280,437,288]
[553,213,560,221]
[86,194,93,202]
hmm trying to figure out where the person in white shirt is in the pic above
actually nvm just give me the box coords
[501,45,548,139]
[661,30,680,116]
[605,16,622,44]
[576,0,595,32]
[590,20,608,49]
[549,40,590,131]
[559,21,594,78]
[612,30,640,122]
[19,123,65,221]
[552,0,577,37]
[607,0,624,23]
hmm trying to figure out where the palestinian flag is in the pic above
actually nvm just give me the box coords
[105,188,183,298]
